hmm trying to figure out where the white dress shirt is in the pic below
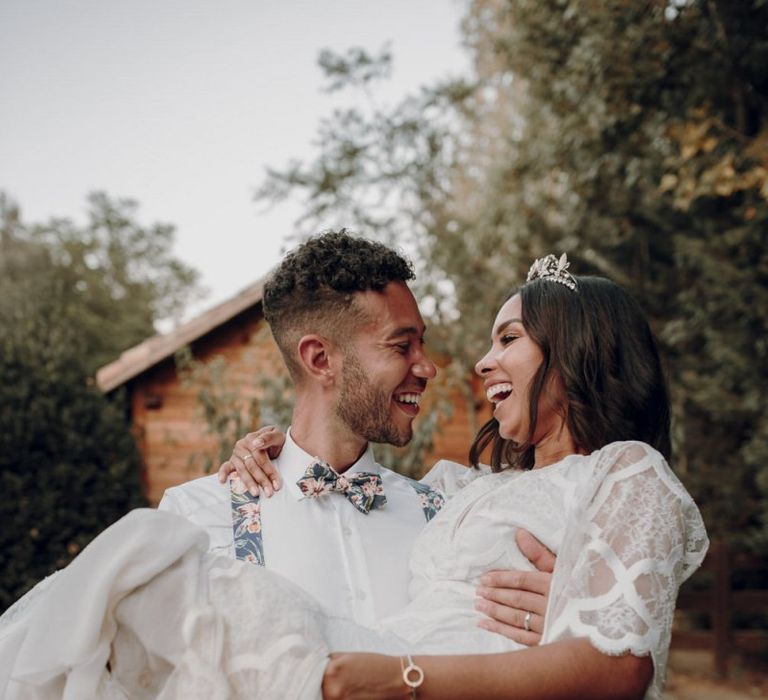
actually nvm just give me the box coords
[158,431,444,625]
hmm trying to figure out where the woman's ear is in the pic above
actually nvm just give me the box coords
[296,334,337,386]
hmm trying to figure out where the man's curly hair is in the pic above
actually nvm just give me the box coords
[263,229,415,380]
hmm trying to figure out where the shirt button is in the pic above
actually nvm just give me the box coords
[356,590,367,601]
[342,526,353,537]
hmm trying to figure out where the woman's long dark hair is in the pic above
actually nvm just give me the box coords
[469,276,670,471]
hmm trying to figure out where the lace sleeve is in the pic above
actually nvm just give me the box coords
[419,460,491,499]
[542,442,708,699]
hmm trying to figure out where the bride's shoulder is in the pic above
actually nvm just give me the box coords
[583,441,697,504]
[420,459,474,480]
[589,440,666,469]
[419,459,490,494]
[429,459,495,475]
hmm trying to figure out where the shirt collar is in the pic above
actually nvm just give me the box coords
[280,428,380,501]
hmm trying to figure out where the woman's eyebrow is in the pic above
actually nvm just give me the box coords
[494,317,523,336]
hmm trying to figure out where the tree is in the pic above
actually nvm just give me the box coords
[254,1,768,546]
[0,249,147,611]
[0,191,203,609]
[1,191,203,374]
[459,0,768,547]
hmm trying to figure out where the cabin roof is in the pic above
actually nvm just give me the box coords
[96,279,265,393]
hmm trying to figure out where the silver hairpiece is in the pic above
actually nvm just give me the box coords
[526,253,578,291]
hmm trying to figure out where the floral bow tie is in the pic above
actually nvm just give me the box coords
[296,459,387,515]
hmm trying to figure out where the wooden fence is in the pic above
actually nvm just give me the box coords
[672,540,768,676]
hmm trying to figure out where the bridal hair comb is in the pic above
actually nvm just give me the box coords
[526,253,578,291]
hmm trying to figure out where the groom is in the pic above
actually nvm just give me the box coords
[160,230,552,639]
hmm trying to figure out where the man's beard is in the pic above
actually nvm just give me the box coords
[335,353,412,447]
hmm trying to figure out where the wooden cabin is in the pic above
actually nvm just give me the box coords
[97,281,488,505]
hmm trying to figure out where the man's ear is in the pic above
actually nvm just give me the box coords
[296,334,338,386]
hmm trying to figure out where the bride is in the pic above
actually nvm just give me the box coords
[0,256,707,699]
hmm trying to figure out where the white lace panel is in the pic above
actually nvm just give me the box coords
[542,442,709,700]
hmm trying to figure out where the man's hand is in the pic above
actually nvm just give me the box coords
[217,426,287,497]
[474,529,555,645]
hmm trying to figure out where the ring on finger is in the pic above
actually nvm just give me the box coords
[523,611,532,632]
[243,454,255,463]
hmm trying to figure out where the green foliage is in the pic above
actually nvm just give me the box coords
[254,1,768,547]
[1,191,202,374]
[0,274,147,612]
[317,44,393,93]
[255,372,296,430]
[0,190,198,610]
[176,330,296,474]
[176,347,264,473]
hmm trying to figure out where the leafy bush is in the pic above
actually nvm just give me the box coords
[0,214,148,612]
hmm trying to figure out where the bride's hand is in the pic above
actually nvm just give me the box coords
[322,652,405,700]
[475,529,554,645]
[217,426,286,497]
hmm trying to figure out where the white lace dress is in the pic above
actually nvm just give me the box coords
[0,441,708,700]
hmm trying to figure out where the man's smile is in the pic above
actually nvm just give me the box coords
[393,391,422,417]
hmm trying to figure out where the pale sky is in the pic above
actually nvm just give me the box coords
[0,0,470,321]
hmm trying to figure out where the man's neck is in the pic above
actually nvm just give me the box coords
[289,400,368,474]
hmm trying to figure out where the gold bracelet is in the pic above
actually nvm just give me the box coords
[400,653,424,699]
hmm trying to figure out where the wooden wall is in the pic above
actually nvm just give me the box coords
[130,307,282,504]
[127,306,490,504]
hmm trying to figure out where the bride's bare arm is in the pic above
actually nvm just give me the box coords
[322,639,652,700]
